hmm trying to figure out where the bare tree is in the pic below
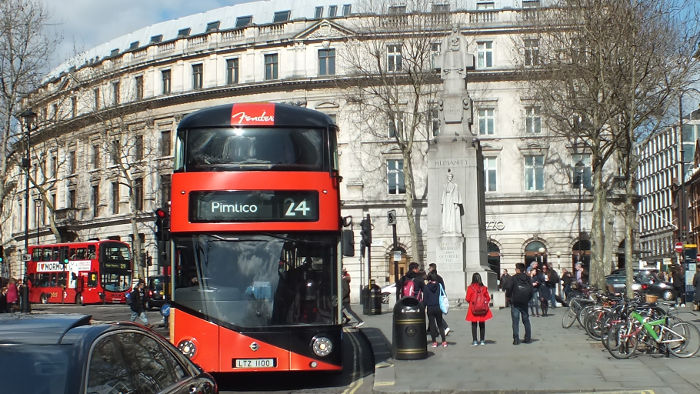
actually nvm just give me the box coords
[340,0,446,263]
[518,0,700,290]
[0,0,56,264]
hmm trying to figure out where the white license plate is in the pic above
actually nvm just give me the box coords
[234,358,276,369]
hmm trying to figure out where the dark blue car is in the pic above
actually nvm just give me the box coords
[0,314,217,394]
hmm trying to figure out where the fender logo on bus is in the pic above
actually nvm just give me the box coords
[230,103,276,125]
[231,111,275,125]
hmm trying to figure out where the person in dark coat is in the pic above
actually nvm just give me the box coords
[423,271,447,348]
[536,268,550,316]
[397,262,423,300]
[692,266,700,310]
[506,263,533,345]
[428,263,450,335]
[341,267,364,328]
[465,273,492,346]
[671,263,685,306]
[129,279,149,325]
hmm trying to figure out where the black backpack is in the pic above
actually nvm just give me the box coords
[511,279,532,305]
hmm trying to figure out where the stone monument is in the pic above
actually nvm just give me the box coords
[427,27,497,305]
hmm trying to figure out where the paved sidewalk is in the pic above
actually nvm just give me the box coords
[358,302,700,393]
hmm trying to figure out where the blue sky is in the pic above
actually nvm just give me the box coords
[40,0,241,69]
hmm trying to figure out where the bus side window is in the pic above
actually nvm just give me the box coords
[88,245,96,259]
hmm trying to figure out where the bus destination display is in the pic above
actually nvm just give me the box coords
[190,190,319,222]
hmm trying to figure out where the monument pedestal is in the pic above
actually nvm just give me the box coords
[435,234,467,302]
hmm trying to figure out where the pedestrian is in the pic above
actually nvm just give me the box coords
[341,267,364,328]
[561,268,573,301]
[6,278,18,312]
[129,279,149,325]
[465,272,492,346]
[427,263,450,335]
[397,262,423,300]
[671,263,685,307]
[544,264,559,308]
[528,268,541,317]
[0,287,7,313]
[536,267,550,316]
[500,268,512,306]
[506,263,533,345]
[575,263,584,286]
[423,271,447,348]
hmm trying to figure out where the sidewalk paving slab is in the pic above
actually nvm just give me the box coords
[357,302,700,394]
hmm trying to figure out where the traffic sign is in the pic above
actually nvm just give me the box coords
[675,242,683,253]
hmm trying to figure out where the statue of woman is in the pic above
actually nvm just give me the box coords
[441,171,463,234]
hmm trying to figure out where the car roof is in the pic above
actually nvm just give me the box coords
[0,314,92,345]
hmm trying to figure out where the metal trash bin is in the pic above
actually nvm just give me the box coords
[362,285,371,314]
[369,281,382,315]
[392,296,427,360]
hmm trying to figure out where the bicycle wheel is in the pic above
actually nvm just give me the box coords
[562,304,578,328]
[586,308,611,341]
[666,322,700,358]
[577,304,595,329]
[605,320,638,359]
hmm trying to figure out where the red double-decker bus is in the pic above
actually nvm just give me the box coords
[168,102,342,373]
[26,240,132,305]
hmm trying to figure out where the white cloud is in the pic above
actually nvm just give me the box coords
[40,0,238,69]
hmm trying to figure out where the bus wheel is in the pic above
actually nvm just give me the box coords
[75,293,84,305]
[40,294,49,304]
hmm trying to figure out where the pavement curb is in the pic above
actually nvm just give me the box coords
[358,326,395,392]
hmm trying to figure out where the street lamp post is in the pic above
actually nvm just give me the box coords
[19,109,36,279]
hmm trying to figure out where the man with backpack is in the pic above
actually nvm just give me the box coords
[396,262,423,300]
[128,279,150,326]
[505,263,533,345]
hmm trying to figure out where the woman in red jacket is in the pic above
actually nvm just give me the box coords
[465,273,493,346]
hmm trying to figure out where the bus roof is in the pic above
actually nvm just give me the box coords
[178,102,335,129]
[28,240,128,250]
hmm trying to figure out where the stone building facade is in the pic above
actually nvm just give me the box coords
[5,0,626,290]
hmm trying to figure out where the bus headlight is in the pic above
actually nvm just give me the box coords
[177,339,197,359]
[311,336,333,357]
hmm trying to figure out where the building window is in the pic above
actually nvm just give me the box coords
[525,155,545,191]
[429,106,440,137]
[388,5,406,14]
[161,69,171,94]
[477,41,493,68]
[431,42,442,69]
[192,64,203,90]
[572,153,592,189]
[134,178,143,212]
[478,108,495,135]
[387,44,402,72]
[525,106,541,133]
[160,174,171,207]
[315,6,323,18]
[329,5,337,17]
[388,113,404,139]
[112,182,119,214]
[92,144,100,169]
[161,130,171,156]
[524,39,539,66]
[484,157,497,192]
[68,189,76,209]
[110,140,120,164]
[112,81,120,105]
[343,4,352,15]
[135,75,144,100]
[92,185,99,217]
[264,53,278,80]
[235,15,252,28]
[93,88,100,110]
[318,48,335,76]
[71,97,77,117]
[477,1,495,10]
[273,10,290,23]
[50,155,57,178]
[134,135,143,161]
[387,159,406,195]
[226,58,239,84]
[67,151,76,175]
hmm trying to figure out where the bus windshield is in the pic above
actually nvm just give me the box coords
[173,233,337,327]
[181,127,325,171]
[101,244,132,292]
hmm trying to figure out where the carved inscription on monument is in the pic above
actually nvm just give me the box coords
[437,237,463,267]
